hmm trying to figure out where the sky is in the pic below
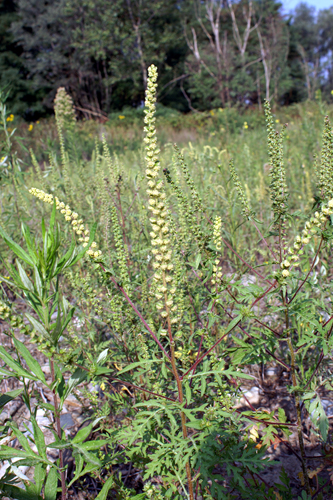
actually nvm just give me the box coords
[282,0,333,12]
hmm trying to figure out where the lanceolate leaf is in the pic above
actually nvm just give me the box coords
[0,225,34,265]
[13,338,46,382]
[94,476,115,500]
[1,484,43,500]
[25,313,49,338]
[0,347,38,381]
[44,467,58,500]
[0,388,23,409]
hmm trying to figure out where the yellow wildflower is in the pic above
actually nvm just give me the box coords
[118,115,125,120]
[28,124,33,131]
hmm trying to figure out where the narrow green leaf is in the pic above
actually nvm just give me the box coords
[31,415,47,459]
[13,338,46,382]
[11,424,34,454]
[96,348,109,364]
[49,200,57,232]
[72,443,102,466]
[44,467,58,500]
[0,225,34,265]
[63,368,87,400]
[118,359,159,374]
[21,223,38,265]
[17,261,34,292]
[0,388,23,408]
[68,460,99,488]
[71,422,93,444]
[34,463,46,494]
[200,376,207,397]
[194,253,201,270]
[79,439,109,451]
[1,483,43,500]
[185,383,191,405]
[0,346,38,380]
[95,476,114,500]
[25,313,48,338]
[33,265,43,300]
[59,306,75,338]
[54,238,76,276]
[225,314,242,334]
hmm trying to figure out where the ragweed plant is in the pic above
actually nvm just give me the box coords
[0,208,114,500]
[2,69,333,500]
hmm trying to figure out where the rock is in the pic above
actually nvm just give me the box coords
[265,367,279,377]
[243,386,260,404]
[235,386,260,407]
[60,413,75,430]
[36,408,51,427]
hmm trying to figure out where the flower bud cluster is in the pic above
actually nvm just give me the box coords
[143,482,163,500]
[144,65,177,323]
[230,160,253,218]
[316,116,333,200]
[163,165,204,247]
[54,87,76,130]
[279,199,333,278]
[174,145,203,214]
[0,301,30,335]
[264,100,288,217]
[29,188,102,261]
[212,216,223,286]
[110,198,130,292]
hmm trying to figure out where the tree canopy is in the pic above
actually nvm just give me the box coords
[1,0,333,117]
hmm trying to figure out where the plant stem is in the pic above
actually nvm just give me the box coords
[283,297,311,495]
[164,273,194,500]
[50,357,66,500]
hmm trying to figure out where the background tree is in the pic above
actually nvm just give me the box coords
[1,0,333,116]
